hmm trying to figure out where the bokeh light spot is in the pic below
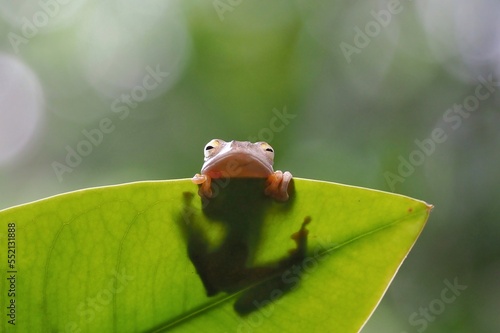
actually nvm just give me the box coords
[0,54,44,164]
[77,1,190,101]
[0,0,88,34]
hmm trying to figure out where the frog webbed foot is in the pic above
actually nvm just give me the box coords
[265,170,292,201]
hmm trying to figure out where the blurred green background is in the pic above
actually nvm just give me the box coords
[1,1,499,332]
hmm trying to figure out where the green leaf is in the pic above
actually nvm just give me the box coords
[0,178,431,333]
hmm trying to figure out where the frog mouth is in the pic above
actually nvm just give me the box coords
[202,151,273,178]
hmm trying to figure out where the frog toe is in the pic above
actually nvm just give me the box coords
[192,173,207,184]
[265,170,292,201]
[198,176,213,199]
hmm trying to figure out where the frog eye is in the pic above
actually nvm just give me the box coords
[260,142,275,162]
[204,139,222,159]
[260,142,274,153]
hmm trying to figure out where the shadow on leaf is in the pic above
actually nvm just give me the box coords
[177,178,311,315]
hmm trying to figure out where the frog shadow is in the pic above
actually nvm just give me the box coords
[177,178,310,315]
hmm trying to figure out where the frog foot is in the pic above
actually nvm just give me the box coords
[192,174,213,198]
[265,170,292,201]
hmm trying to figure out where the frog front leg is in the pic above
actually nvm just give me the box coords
[265,170,292,201]
[192,173,213,199]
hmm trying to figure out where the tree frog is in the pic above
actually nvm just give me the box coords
[192,139,292,201]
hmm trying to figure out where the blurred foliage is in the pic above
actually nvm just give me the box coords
[0,0,499,332]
